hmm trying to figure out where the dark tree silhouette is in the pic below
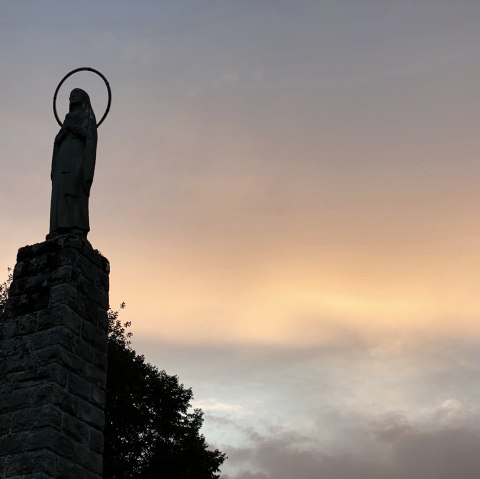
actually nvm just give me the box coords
[0,270,226,478]
[0,268,12,317]
[105,306,226,478]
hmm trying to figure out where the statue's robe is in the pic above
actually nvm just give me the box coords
[49,111,97,235]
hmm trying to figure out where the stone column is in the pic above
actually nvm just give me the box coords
[0,235,109,479]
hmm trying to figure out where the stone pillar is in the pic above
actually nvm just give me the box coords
[0,235,109,479]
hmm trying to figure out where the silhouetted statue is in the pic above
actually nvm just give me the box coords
[48,88,97,238]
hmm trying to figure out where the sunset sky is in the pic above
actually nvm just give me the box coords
[2,1,480,477]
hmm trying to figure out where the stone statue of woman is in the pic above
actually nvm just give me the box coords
[48,88,97,239]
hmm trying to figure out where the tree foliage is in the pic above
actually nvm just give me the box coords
[0,267,12,318]
[0,270,226,478]
[105,306,226,478]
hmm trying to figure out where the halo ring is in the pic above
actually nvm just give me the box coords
[53,67,111,127]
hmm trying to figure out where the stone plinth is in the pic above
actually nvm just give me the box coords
[0,235,109,479]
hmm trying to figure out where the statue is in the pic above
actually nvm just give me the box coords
[48,88,97,238]
[48,67,111,240]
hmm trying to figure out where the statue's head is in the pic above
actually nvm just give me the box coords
[69,88,90,111]
[68,88,96,125]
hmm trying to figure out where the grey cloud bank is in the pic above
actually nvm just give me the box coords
[136,332,480,478]
[225,425,480,479]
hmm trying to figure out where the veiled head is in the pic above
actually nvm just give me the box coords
[69,88,91,110]
[68,88,96,124]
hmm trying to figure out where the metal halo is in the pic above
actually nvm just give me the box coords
[53,67,112,128]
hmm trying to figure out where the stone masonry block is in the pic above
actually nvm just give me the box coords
[5,450,57,477]
[0,405,63,435]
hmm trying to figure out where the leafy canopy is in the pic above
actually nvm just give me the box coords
[105,305,226,478]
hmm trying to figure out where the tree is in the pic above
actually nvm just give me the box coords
[0,271,226,478]
[105,306,226,478]
[0,267,12,317]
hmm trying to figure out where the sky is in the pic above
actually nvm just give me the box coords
[2,1,480,477]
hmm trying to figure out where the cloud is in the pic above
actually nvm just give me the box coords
[230,473,268,479]
[223,421,480,479]
[133,334,480,479]
[224,432,387,479]
[195,398,245,413]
